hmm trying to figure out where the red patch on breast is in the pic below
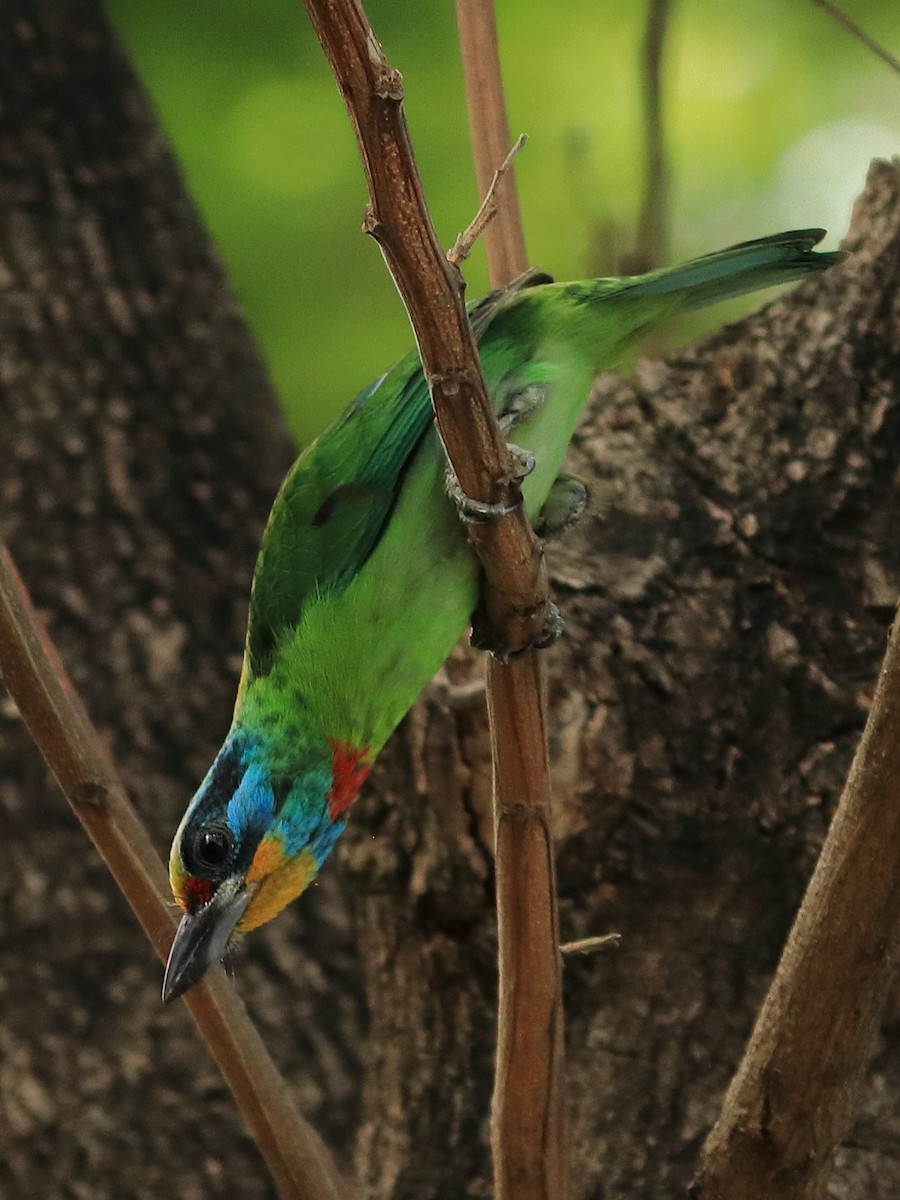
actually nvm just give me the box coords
[327,742,371,822]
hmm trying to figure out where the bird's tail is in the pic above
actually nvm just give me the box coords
[514,228,841,376]
[611,228,840,310]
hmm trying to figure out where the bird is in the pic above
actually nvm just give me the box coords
[162,230,838,1002]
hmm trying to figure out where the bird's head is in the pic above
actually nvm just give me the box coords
[163,725,369,1002]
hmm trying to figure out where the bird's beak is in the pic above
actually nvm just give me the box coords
[162,875,254,1003]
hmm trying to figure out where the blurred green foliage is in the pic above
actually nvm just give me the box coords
[105,0,898,446]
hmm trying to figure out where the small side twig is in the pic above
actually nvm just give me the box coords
[448,133,528,267]
[810,0,900,78]
[560,934,622,957]
[0,540,351,1200]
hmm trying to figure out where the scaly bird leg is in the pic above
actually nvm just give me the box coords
[443,383,548,523]
[444,442,535,524]
[447,380,566,658]
[535,472,590,539]
[470,596,564,661]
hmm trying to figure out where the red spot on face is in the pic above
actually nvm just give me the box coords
[327,742,371,822]
[181,876,212,912]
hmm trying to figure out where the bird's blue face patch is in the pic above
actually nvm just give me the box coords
[269,767,334,858]
[310,817,346,868]
[169,724,347,920]
[226,759,276,843]
[184,734,247,830]
[171,731,273,904]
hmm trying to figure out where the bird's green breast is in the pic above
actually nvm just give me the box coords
[246,431,476,754]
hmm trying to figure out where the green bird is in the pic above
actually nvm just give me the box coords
[163,230,837,1002]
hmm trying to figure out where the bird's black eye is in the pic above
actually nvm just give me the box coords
[192,823,234,872]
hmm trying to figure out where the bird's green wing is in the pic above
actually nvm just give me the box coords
[245,359,430,678]
[245,270,555,680]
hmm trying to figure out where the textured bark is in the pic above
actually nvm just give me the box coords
[2,2,900,1199]
[0,3,364,1197]
[691,598,900,1200]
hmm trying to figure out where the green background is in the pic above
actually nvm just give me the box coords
[106,0,899,446]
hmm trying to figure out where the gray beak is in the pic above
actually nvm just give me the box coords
[162,875,253,1003]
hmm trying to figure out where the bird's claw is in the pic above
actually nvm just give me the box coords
[470,599,564,661]
[534,472,590,539]
[445,444,535,525]
[508,444,536,482]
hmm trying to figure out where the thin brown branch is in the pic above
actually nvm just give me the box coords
[301,0,556,656]
[0,541,351,1200]
[299,3,569,1195]
[455,2,569,1198]
[629,0,674,273]
[691,604,900,1199]
[487,655,569,1200]
[454,0,529,283]
[448,133,528,267]
[810,0,900,78]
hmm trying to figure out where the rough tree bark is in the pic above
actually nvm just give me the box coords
[0,3,364,1196]
[1,2,899,1199]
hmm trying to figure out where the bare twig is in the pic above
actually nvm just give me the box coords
[448,133,528,267]
[560,934,621,957]
[486,655,568,1200]
[691,604,900,1199]
[629,0,675,273]
[455,2,569,1198]
[0,541,351,1200]
[810,0,900,78]
[454,0,529,282]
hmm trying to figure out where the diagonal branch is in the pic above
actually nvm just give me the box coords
[299,0,556,656]
[810,0,900,78]
[691,350,900,1194]
[299,4,569,1196]
[0,541,351,1200]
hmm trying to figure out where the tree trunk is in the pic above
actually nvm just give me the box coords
[0,3,363,1196]
[2,2,899,1198]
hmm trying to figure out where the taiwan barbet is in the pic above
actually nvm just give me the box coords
[163,230,838,1001]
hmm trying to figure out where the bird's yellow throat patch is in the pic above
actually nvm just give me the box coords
[240,838,318,932]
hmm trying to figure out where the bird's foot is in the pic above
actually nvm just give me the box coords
[446,443,535,525]
[534,472,590,539]
[470,598,564,662]
[497,383,548,435]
